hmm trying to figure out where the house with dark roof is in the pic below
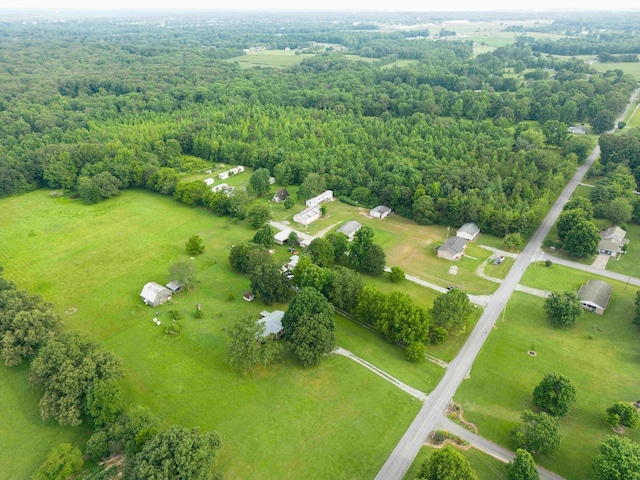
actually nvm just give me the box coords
[456,222,480,241]
[370,205,392,219]
[140,282,172,307]
[599,226,628,257]
[272,188,290,203]
[578,279,613,315]
[437,236,467,261]
[337,220,362,241]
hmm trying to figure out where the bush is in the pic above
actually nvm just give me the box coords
[389,266,405,282]
[86,430,111,462]
[405,342,426,363]
[545,259,552,267]
[428,326,449,345]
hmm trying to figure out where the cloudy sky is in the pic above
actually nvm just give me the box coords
[1,0,638,10]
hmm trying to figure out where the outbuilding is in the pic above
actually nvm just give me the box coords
[274,229,292,246]
[577,279,613,315]
[456,222,480,241]
[166,281,184,293]
[140,282,172,307]
[305,190,334,207]
[370,205,392,219]
[293,206,321,227]
[256,310,285,339]
[437,237,467,261]
[337,220,362,241]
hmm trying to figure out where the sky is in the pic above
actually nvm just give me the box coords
[1,0,639,12]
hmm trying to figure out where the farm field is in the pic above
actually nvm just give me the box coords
[404,445,508,480]
[456,267,640,480]
[227,50,313,68]
[0,189,425,479]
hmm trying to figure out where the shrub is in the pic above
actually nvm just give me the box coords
[405,342,426,363]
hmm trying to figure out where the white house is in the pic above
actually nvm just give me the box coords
[140,282,172,307]
[370,205,392,219]
[456,222,480,241]
[211,183,229,193]
[203,178,215,186]
[305,190,334,207]
[293,206,321,227]
[274,229,292,246]
[577,280,613,315]
[256,310,285,339]
[218,166,245,180]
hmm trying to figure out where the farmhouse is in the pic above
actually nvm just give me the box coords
[456,222,480,241]
[568,125,587,135]
[218,165,245,180]
[577,279,613,315]
[257,310,285,339]
[165,280,183,293]
[370,205,392,219]
[272,188,290,203]
[437,236,467,261]
[211,183,229,193]
[305,190,334,207]
[293,205,321,226]
[274,229,292,245]
[203,178,215,186]
[599,226,628,257]
[337,220,362,241]
[140,282,172,307]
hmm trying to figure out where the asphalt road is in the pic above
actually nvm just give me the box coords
[374,87,640,480]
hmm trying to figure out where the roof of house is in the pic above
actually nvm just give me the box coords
[257,310,285,338]
[273,188,290,201]
[166,280,183,292]
[578,279,613,310]
[457,222,480,237]
[371,205,392,215]
[293,205,321,223]
[599,238,621,253]
[274,229,292,242]
[438,236,467,256]
[287,255,299,268]
[601,226,626,243]
[568,125,587,134]
[140,282,171,300]
[337,220,362,237]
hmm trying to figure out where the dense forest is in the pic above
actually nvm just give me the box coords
[0,13,636,237]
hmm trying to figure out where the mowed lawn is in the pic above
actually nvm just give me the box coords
[404,446,508,480]
[456,278,640,479]
[0,190,422,479]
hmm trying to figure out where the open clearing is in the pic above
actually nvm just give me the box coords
[0,190,427,479]
[455,264,640,480]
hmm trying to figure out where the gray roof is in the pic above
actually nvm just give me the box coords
[578,280,613,310]
[371,205,392,215]
[601,226,626,243]
[568,125,587,134]
[140,282,171,301]
[257,310,285,338]
[166,280,183,292]
[457,222,480,237]
[438,236,467,256]
[599,238,621,253]
[337,220,362,237]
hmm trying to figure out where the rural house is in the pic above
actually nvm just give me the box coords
[218,165,244,180]
[211,183,229,193]
[456,222,480,241]
[568,125,587,135]
[256,310,285,339]
[337,220,362,241]
[437,236,467,261]
[293,205,321,226]
[274,229,292,245]
[140,282,172,307]
[577,279,613,315]
[203,178,215,186]
[272,188,290,203]
[370,205,392,219]
[599,226,628,257]
[305,190,334,207]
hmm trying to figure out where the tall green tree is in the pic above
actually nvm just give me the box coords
[228,242,272,275]
[430,289,474,336]
[348,226,385,275]
[417,445,478,480]
[168,261,197,290]
[0,308,61,366]
[282,287,335,367]
[557,209,588,241]
[511,410,561,456]
[507,449,539,480]
[325,231,349,265]
[32,443,83,480]
[250,263,290,305]
[252,224,275,248]
[605,402,640,429]
[247,204,272,229]
[324,266,364,312]
[85,379,124,427]
[532,372,577,417]
[563,196,594,218]
[225,315,283,373]
[607,197,633,226]
[249,168,271,196]
[308,237,335,268]
[124,426,221,480]
[185,235,205,256]
[591,436,640,480]
[544,292,582,328]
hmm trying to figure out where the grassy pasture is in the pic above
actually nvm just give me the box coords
[456,269,640,480]
[0,190,426,479]
[227,50,313,68]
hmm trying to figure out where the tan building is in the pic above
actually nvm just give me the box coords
[437,236,467,261]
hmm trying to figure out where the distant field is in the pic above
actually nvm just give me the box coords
[456,283,640,480]
[0,190,423,479]
[227,50,313,68]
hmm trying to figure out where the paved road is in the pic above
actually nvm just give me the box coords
[539,252,640,287]
[374,87,640,480]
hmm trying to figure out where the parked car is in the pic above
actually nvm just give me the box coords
[493,256,505,265]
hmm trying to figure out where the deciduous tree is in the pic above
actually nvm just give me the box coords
[249,168,271,196]
[544,292,582,328]
[32,443,83,480]
[85,379,124,427]
[591,436,640,480]
[252,224,275,248]
[417,445,478,480]
[168,261,196,290]
[511,410,561,456]
[507,449,539,480]
[308,237,335,268]
[605,402,640,429]
[389,266,405,282]
[324,266,364,312]
[225,315,283,372]
[185,235,204,256]
[247,204,271,228]
[532,372,577,417]
[228,242,271,275]
[430,288,474,336]
[250,263,290,305]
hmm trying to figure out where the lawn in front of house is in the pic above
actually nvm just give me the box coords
[0,189,423,480]
[455,285,640,480]
[403,445,508,480]
[606,223,640,279]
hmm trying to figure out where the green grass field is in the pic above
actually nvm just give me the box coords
[227,50,313,68]
[0,190,426,479]
[605,223,640,278]
[456,267,640,480]
[404,445,508,479]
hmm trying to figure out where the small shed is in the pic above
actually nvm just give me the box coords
[243,291,255,302]
[274,229,292,246]
[204,178,215,186]
[337,220,362,241]
[257,310,285,339]
[370,205,392,219]
[456,222,480,241]
[293,206,321,227]
[166,281,184,293]
[577,279,613,315]
[272,188,290,203]
[140,282,172,307]
[437,237,467,261]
